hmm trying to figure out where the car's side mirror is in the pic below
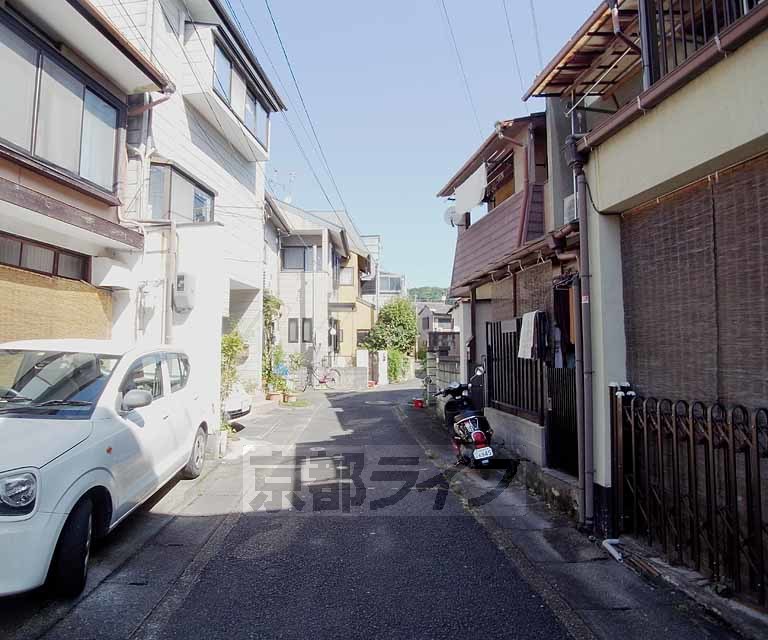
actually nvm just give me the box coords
[122,389,153,412]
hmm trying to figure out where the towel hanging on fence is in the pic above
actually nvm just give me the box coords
[518,312,537,359]
[518,310,548,360]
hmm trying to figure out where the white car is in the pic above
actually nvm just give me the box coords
[224,381,252,419]
[0,340,209,598]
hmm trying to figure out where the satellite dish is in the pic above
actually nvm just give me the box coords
[443,206,466,228]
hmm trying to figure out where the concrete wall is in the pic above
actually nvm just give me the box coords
[484,407,547,467]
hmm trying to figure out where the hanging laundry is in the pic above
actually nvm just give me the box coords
[518,311,537,359]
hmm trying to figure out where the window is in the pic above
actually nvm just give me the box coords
[167,354,190,392]
[340,267,354,286]
[436,316,453,329]
[0,21,37,151]
[381,276,403,293]
[356,330,370,346]
[80,90,118,190]
[361,278,376,295]
[0,15,120,191]
[422,317,430,330]
[122,355,164,399]
[213,43,232,103]
[302,318,313,343]
[288,318,299,343]
[245,91,257,135]
[281,246,319,272]
[0,231,88,280]
[212,40,269,149]
[149,164,214,223]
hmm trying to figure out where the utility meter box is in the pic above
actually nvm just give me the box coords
[174,273,195,312]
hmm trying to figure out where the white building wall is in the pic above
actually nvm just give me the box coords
[278,266,331,366]
[95,0,271,418]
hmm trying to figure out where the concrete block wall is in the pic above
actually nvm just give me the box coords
[484,407,546,467]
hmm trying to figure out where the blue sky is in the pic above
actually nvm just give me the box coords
[232,1,598,288]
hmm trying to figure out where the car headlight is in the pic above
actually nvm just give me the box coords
[0,472,37,512]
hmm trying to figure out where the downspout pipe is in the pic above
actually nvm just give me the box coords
[573,275,586,527]
[567,134,595,529]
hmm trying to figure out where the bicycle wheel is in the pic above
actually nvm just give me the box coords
[324,369,340,389]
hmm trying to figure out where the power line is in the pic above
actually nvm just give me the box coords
[227,0,325,173]
[219,0,341,213]
[502,0,530,114]
[262,0,350,215]
[438,0,483,139]
[528,0,545,71]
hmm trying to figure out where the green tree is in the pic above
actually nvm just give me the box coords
[364,299,418,353]
[409,286,448,302]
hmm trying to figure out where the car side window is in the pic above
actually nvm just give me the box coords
[167,354,190,393]
[121,355,164,399]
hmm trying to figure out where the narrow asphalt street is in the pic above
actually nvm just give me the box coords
[0,383,740,639]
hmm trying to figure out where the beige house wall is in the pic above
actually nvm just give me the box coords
[586,31,768,213]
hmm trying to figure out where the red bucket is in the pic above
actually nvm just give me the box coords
[413,398,424,409]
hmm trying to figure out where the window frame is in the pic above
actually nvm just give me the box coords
[212,35,270,151]
[288,318,299,344]
[301,318,313,344]
[0,230,90,281]
[0,9,125,196]
[166,353,191,393]
[149,163,216,223]
[119,353,166,401]
[281,245,318,272]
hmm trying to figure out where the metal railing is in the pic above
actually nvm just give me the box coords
[486,321,544,424]
[649,0,762,82]
[611,388,768,606]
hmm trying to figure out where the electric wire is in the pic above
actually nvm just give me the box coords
[438,0,483,139]
[528,0,545,71]
[502,0,530,114]
[261,0,350,215]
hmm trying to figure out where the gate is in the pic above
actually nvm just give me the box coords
[546,367,578,476]
[611,388,768,607]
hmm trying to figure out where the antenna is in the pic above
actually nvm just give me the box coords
[443,206,466,228]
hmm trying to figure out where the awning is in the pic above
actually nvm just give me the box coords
[13,0,171,94]
[523,0,640,101]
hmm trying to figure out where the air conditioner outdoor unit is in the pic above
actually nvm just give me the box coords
[564,193,577,222]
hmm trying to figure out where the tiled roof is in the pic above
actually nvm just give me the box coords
[450,184,545,294]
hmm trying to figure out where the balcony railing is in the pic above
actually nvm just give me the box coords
[647,0,762,82]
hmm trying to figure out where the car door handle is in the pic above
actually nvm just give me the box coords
[162,415,170,420]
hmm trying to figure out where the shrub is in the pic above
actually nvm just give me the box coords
[387,350,408,383]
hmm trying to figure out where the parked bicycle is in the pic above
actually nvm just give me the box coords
[301,363,341,391]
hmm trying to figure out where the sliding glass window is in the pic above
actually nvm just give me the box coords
[0,13,120,192]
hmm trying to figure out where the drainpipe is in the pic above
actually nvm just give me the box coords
[566,134,594,529]
[165,221,177,344]
[573,275,586,527]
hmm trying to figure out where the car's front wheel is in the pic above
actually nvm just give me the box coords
[181,426,207,479]
[49,497,93,598]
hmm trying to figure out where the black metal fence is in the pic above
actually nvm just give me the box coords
[547,367,579,476]
[486,321,544,424]
[611,389,768,606]
[648,0,762,82]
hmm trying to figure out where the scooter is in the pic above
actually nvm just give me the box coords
[436,367,495,468]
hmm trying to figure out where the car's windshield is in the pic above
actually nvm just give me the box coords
[0,349,121,419]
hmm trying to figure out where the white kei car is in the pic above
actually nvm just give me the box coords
[0,340,210,598]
